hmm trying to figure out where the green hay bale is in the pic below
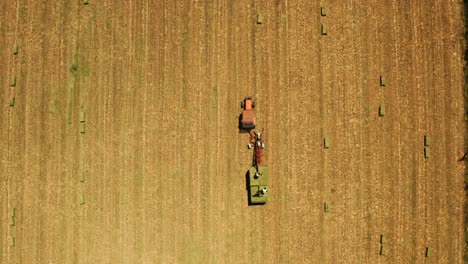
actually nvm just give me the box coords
[80,172,85,182]
[424,147,430,159]
[324,137,331,148]
[80,123,86,134]
[9,237,15,247]
[380,75,386,86]
[9,216,15,226]
[324,201,331,212]
[79,111,86,123]
[425,247,432,257]
[321,23,328,35]
[257,14,263,24]
[80,194,85,205]
[379,106,385,116]
[83,0,89,4]
[10,75,16,87]
[380,234,386,244]
[9,96,15,107]
[379,245,387,255]
[424,135,430,146]
[9,208,15,217]
[13,44,18,55]
[466,227,468,243]
[321,6,327,16]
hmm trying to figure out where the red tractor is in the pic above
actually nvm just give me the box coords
[239,96,256,130]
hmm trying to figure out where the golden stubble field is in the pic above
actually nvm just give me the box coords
[0,0,466,263]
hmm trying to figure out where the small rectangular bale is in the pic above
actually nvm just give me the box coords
[79,111,86,123]
[324,137,331,148]
[424,135,430,146]
[10,76,16,87]
[324,202,331,212]
[321,23,328,35]
[379,245,387,255]
[13,44,18,55]
[380,234,386,244]
[424,147,430,159]
[79,194,85,205]
[9,216,15,226]
[380,75,386,86]
[83,0,89,4]
[425,247,432,257]
[321,6,327,16]
[379,106,385,116]
[9,96,15,107]
[9,237,15,247]
[80,172,85,182]
[9,208,15,217]
[257,14,263,24]
[80,122,86,134]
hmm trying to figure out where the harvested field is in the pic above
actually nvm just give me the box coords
[0,0,466,263]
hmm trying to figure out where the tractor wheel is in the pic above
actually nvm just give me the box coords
[241,101,245,108]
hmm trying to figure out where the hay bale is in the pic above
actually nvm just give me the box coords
[9,208,15,217]
[379,245,387,255]
[80,123,86,134]
[324,201,331,212]
[424,147,430,159]
[380,234,386,244]
[79,111,86,123]
[9,96,15,107]
[83,0,89,4]
[257,14,263,24]
[324,137,331,148]
[9,237,15,247]
[321,23,328,35]
[424,135,430,146]
[10,76,16,87]
[9,216,15,226]
[80,194,85,205]
[379,106,385,116]
[13,44,18,55]
[321,6,327,16]
[380,75,386,86]
[80,172,85,182]
[425,247,432,257]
